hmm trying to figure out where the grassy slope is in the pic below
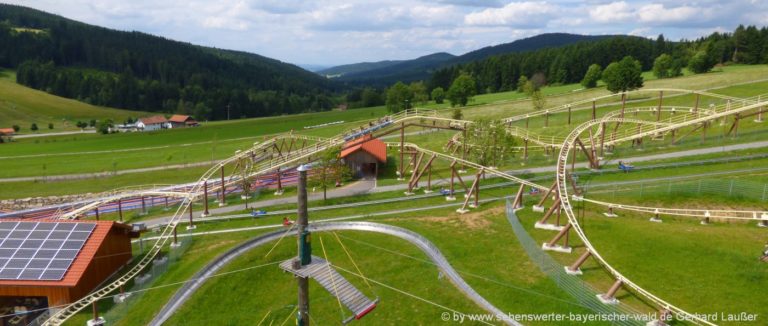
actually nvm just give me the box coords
[0,70,150,132]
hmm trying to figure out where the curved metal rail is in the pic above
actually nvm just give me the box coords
[150,222,519,326]
[553,96,768,325]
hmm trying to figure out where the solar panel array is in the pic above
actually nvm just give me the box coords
[0,221,96,281]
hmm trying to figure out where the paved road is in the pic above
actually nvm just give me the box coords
[136,140,768,227]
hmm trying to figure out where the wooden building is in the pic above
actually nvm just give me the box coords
[339,135,387,178]
[167,115,199,128]
[0,220,136,325]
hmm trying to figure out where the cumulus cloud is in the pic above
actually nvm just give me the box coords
[589,1,633,23]
[464,1,558,27]
[3,0,767,65]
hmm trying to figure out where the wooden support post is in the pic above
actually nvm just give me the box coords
[141,196,146,214]
[276,168,283,194]
[567,105,572,124]
[694,93,700,115]
[286,138,295,154]
[536,181,557,208]
[599,122,606,157]
[407,152,425,191]
[591,100,596,120]
[473,174,480,208]
[657,90,663,121]
[173,225,178,246]
[164,196,169,210]
[461,125,468,171]
[118,199,123,222]
[512,184,525,209]
[92,301,99,322]
[600,279,623,303]
[220,165,226,204]
[546,223,572,247]
[203,181,209,216]
[620,93,626,118]
[427,164,432,192]
[538,198,562,224]
[575,137,597,169]
[449,161,456,198]
[458,170,482,212]
[94,207,99,221]
[567,250,592,274]
[188,201,195,229]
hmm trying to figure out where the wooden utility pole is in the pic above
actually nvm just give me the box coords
[296,164,311,326]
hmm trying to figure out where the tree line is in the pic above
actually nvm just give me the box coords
[428,25,768,95]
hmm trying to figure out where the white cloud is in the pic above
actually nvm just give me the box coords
[589,1,633,23]
[637,3,705,24]
[464,1,558,27]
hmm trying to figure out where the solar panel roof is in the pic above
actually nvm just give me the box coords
[0,221,96,281]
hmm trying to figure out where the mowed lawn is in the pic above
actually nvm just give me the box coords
[0,69,150,132]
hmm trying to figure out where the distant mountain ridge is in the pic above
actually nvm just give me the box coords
[322,33,620,86]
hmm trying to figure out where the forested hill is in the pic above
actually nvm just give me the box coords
[0,4,340,120]
[323,33,613,86]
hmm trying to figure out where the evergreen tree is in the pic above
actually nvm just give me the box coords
[652,54,673,79]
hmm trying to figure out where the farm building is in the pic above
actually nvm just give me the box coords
[0,220,137,325]
[0,128,14,143]
[136,115,167,131]
[340,134,387,178]
[167,115,199,128]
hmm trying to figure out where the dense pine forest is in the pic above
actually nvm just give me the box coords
[0,4,340,120]
[429,25,768,94]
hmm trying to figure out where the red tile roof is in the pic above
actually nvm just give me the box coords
[0,220,131,287]
[168,114,193,123]
[139,115,167,125]
[340,134,387,163]
[0,128,14,135]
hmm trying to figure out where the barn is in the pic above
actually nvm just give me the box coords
[167,115,199,128]
[136,115,167,131]
[0,220,136,325]
[0,128,14,143]
[339,134,387,178]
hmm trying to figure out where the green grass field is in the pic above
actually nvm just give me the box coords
[0,69,151,132]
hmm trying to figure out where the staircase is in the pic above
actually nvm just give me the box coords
[280,256,377,323]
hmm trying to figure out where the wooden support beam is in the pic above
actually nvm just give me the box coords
[449,161,457,197]
[726,113,740,137]
[407,152,425,189]
[536,181,558,207]
[118,199,123,222]
[512,184,525,209]
[451,162,470,194]
[567,105,572,124]
[141,196,146,214]
[546,223,572,247]
[409,154,435,192]
[657,90,663,121]
[538,198,562,224]
[672,122,704,145]
[567,250,592,273]
[220,165,226,204]
[203,181,209,216]
[591,100,596,120]
[601,279,623,303]
[693,93,700,115]
[575,137,598,169]
[523,139,529,161]
[94,207,99,221]
[459,170,483,212]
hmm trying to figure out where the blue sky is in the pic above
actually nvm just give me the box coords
[7,1,768,67]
